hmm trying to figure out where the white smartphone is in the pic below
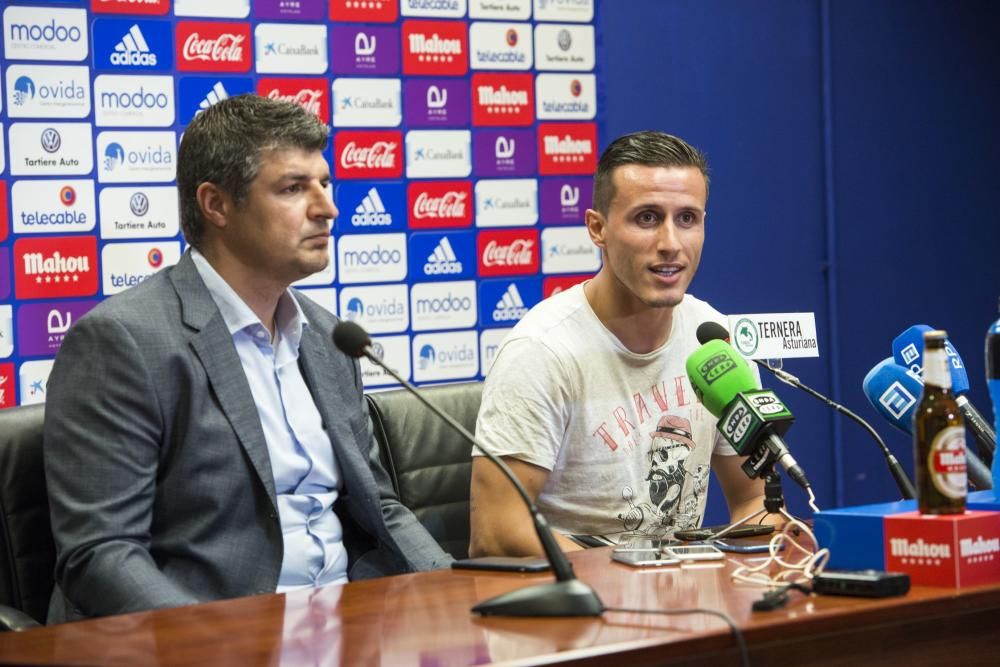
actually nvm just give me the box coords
[663,544,725,561]
[613,538,677,552]
[611,550,681,567]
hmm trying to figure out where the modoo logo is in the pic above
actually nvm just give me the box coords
[343,245,402,266]
[5,6,87,61]
[95,75,175,127]
[414,291,473,314]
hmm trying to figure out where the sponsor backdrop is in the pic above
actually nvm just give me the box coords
[0,0,604,407]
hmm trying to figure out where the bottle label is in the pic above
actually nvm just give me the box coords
[928,425,968,499]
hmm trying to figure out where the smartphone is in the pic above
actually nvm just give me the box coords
[613,538,676,552]
[611,550,681,567]
[713,539,781,554]
[451,556,550,573]
[674,524,774,541]
[663,544,725,561]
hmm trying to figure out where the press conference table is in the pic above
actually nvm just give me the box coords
[1,546,999,666]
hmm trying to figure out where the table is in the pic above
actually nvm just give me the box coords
[1,546,998,666]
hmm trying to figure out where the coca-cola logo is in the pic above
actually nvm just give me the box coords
[414,191,467,219]
[258,78,328,121]
[408,181,473,228]
[482,240,534,267]
[335,131,403,179]
[176,22,251,72]
[478,230,539,276]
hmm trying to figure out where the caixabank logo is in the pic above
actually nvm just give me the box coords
[16,300,98,358]
[478,229,539,277]
[402,21,468,76]
[330,25,400,76]
[96,131,176,183]
[254,22,328,74]
[91,0,171,16]
[409,231,476,282]
[8,123,94,176]
[541,225,601,274]
[474,178,538,228]
[178,77,254,125]
[539,176,592,224]
[538,122,598,175]
[259,77,329,123]
[3,6,88,63]
[92,18,173,72]
[12,180,96,235]
[99,186,180,239]
[335,130,402,180]
[5,65,91,119]
[479,277,540,327]
[332,78,401,127]
[403,78,469,128]
[474,129,536,178]
[176,21,252,73]
[329,0,398,22]
[335,181,406,234]
[14,236,99,300]
[94,75,175,127]
[470,22,533,71]
[472,73,533,127]
[405,130,472,179]
[408,180,473,229]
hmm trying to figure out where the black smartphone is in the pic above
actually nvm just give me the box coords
[451,556,551,573]
[674,523,775,541]
[812,570,910,597]
[713,539,782,554]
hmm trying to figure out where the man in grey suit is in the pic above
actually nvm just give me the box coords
[43,95,452,622]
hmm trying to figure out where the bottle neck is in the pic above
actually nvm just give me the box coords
[924,347,953,390]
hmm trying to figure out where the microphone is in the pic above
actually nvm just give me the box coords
[696,322,916,500]
[332,320,603,617]
[863,358,993,490]
[685,339,813,493]
[892,324,996,462]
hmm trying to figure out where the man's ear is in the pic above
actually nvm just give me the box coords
[584,208,606,249]
[195,182,233,231]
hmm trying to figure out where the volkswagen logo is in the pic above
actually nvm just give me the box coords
[129,192,150,217]
[557,29,572,52]
[371,341,385,360]
[41,128,62,153]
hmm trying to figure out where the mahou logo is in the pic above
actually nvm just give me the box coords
[14,236,99,299]
[329,0,398,22]
[91,0,170,15]
[472,73,534,127]
[176,22,251,72]
[478,229,539,277]
[538,122,598,175]
[257,78,328,122]
[335,131,402,180]
[408,181,473,229]
[402,21,468,76]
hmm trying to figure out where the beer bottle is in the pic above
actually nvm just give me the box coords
[914,330,967,514]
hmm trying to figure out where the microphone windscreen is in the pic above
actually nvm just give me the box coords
[685,340,757,416]
[696,321,730,345]
[863,358,923,434]
[891,324,970,395]
[333,320,372,358]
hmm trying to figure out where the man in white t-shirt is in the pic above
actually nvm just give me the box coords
[470,131,773,555]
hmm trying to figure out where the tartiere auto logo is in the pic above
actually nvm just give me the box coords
[14,236,99,299]
[334,130,402,180]
[402,21,468,76]
[176,21,251,72]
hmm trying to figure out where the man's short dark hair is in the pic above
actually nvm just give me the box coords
[177,94,330,248]
[592,131,709,215]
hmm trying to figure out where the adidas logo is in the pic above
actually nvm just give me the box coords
[198,82,229,111]
[423,237,462,275]
[492,284,528,321]
[351,187,392,227]
[111,24,158,67]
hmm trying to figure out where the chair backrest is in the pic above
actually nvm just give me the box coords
[0,404,54,625]
[366,382,482,560]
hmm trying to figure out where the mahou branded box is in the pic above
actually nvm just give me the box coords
[884,510,1000,588]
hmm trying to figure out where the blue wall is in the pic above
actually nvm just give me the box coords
[602,0,1000,521]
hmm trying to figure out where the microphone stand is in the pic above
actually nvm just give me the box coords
[354,342,604,617]
[756,362,917,500]
[713,467,794,540]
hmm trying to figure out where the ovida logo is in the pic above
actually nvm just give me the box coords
[9,69,89,114]
[492,283,527,321]
[419,344,436,370]
[12,76,35,106]
[112,24,157,66]
[423,237,463,275]
[104,142,126,171]
[345,297,364,320]
[40,128,61,153]
[347,295,406,321]
[129,192,149,216]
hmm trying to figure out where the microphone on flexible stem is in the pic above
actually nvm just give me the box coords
[696,321,916,500]
[332,320,604,618]
[863,358,993,490]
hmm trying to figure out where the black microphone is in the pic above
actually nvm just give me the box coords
[696,322,916,500]
[333,320,604,617]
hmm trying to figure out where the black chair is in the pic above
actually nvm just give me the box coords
[366,382,482,560]
[0,404,52,631]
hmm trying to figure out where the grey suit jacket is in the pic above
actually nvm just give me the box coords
[43,252,451,622]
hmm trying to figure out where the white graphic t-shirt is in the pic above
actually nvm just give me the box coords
[475,283,756,543]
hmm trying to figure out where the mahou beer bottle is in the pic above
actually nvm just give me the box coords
[914,330,967,514]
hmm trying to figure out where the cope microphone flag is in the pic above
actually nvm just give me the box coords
[685,339,812,491]
[332,320,604,618]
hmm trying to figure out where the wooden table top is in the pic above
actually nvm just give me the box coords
[2,546,999,666]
